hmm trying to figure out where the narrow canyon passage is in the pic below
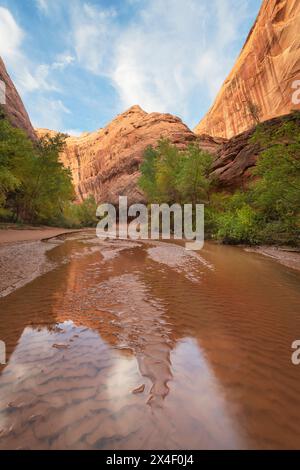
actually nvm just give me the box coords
[0,232,300,449]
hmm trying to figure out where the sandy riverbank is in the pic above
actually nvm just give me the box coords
[0,227,85,297]
[245,245,300,272]
[0,226,82,245]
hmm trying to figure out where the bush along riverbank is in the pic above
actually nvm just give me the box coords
[0,110,97,228]
[138,112,300,247]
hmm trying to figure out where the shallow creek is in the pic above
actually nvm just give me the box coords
[0,232,300,449]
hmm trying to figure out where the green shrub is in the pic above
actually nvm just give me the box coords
[139,139,214,205]
[215,205,259,244]
[138,114,300,246]
[62,196,98,228]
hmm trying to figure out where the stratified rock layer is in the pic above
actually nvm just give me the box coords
[36,106,198,204]
[0,57,36,140]
[210,112,299,188]
[194,0,300,139]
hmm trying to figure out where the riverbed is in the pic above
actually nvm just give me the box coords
[0,231,300,449]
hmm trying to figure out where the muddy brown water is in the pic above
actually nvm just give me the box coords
[0,232,300,449]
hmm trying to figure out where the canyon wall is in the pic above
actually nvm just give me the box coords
[37,111,299,201]
[194,0,300,139]
[36,106,202,205]
[0,57,36,140]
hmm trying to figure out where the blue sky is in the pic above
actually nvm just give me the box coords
[0,0,262,134]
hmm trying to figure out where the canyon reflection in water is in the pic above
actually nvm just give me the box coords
[0,232,300,449]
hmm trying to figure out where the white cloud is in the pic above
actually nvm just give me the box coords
[0,6,24,60]
[52,54,75,70]
[36,0,49,14]
[69,0,253,123]
[53,99,70,115]
[31,98,71,129]
[0,7,52,93]
[0,7,40,94]
[0,6,76,129]
[63,129,83,137]
[112,0,251,120]
[72,3,116,74]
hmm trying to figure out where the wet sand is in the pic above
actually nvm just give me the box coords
[0,228,84,297]
[0,232,300,449]
[0,227,82,245]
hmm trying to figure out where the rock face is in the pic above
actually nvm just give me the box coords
[36,106,198,204]
[211,129,260,188]
[0,57,36,140]
[40,110,295,203]
[210,112,299,188]
[194,0,300,139]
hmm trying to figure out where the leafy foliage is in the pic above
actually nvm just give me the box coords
[12,133,75,223]
[0,116,38,220]
[0,115,97,227]
[139,139,214,205]
[138,115,300,246]
[213,114,300,245]
[177,145,213,205]
[62,196,98,228]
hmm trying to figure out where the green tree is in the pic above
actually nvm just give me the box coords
[177,145,213,205]
[138,145,159,201]
[0,116,75,224]
[139,139,214,206]
[0,115,36,218]
[12,133,74,223]
[154,139,184,204]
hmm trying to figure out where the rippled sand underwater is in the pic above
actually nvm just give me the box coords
[0,232,300,449]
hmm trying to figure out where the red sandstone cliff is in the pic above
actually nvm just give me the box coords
[194,0,300,139]
[0,57,36,140]
[36,106,201,204]
[37,112,299,200]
